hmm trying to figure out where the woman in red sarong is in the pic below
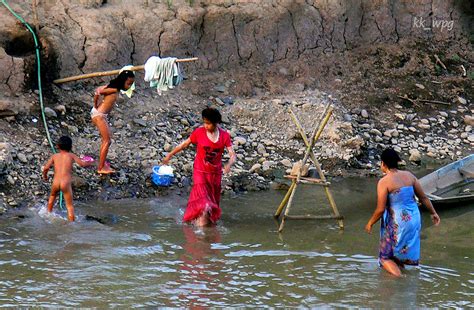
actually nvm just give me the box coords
[163,108,236,226]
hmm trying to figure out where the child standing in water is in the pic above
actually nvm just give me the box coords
[91,70,135,174]
[42,136,93,221]
[163,108,236,226]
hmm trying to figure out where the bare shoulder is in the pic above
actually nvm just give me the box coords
[64,152,78,162]
[378,175,389,186]
[68,152,79,159]
[400,170,417,181]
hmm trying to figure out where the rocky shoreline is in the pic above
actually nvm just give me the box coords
[1,79,472,214]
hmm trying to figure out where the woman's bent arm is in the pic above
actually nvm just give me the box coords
[365,180,388,233]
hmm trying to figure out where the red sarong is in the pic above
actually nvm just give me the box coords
[183,126,231,224]
[183,171,222,223]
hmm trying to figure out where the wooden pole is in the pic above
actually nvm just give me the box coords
[274,181,295,218]
[32,0,39,34]
[279,104,343,231]
[286,215,344,220]
[53,57,199,84]
[289,107,343,229]
[278,179,298,232]
[278,103,332,232]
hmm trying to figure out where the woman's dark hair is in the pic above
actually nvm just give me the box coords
[202,107,222,124]
[57,136,72,152]
[107,70,135,90]
[381,148,401,169]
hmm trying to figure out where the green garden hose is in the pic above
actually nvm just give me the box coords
[1,0,64,209]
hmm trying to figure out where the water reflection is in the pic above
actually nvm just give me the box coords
[374,269,420,308]
[178,225,226,307]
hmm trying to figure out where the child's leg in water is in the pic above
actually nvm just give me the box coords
[195,212,212,227]
[47,183,60,213]
[92,116,115,174]
[380,258,402,277]
[62,184,75,222]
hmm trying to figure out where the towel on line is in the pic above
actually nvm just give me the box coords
[144,56,183,95]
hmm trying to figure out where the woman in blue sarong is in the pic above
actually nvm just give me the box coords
[365,149,441,277]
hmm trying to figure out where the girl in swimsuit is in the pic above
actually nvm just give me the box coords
[91,71,135,174]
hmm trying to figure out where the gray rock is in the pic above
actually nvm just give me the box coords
[456,96,467,105]
[133,119,147,127]
[221,97,234,105]
[7,175,15,185]
[257,144,266,155]
[242,126,255,132]
[180,118,190,126]
[249,163,261,173]
[262,161,276,171]
[280,159,292,168]
[17,153,27,163]
[164,143,172,152]
[409,149,422,162]
[114,119,124,128]
[394,113,406,120]
[463,115,474,126]
[234,137,247,146]
[214,85,226,93]
[406,114,417,122]
[418,124,431,130]
[0,199,6,215]
[383,129,394,138]
[221,114,230,124]
[44,107,57,118]
[215,97,225,106]
[54,104,66,115]
[0,143,12,173]
[361,109,369,118]
[279,67,289,75]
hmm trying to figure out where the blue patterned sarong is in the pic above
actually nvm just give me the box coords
[379,186,421,266]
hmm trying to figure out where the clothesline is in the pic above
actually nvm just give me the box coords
[53,57,198,84]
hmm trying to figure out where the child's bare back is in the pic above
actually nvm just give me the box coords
[42,136,91,221]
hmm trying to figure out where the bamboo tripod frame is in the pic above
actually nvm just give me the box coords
[274,103,344,232]
[53,57,199,84]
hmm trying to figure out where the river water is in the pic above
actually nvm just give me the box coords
[0,177,472,307]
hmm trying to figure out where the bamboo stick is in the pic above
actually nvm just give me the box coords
[286,215,344,220]
[325,187,344,229]
[278,180,298,232]
[53,57,198,84]
[32,0,39,34]
[274,181,296,218]
[283,175,330,185]
[278,104,331,232]
[286,105,344,229]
